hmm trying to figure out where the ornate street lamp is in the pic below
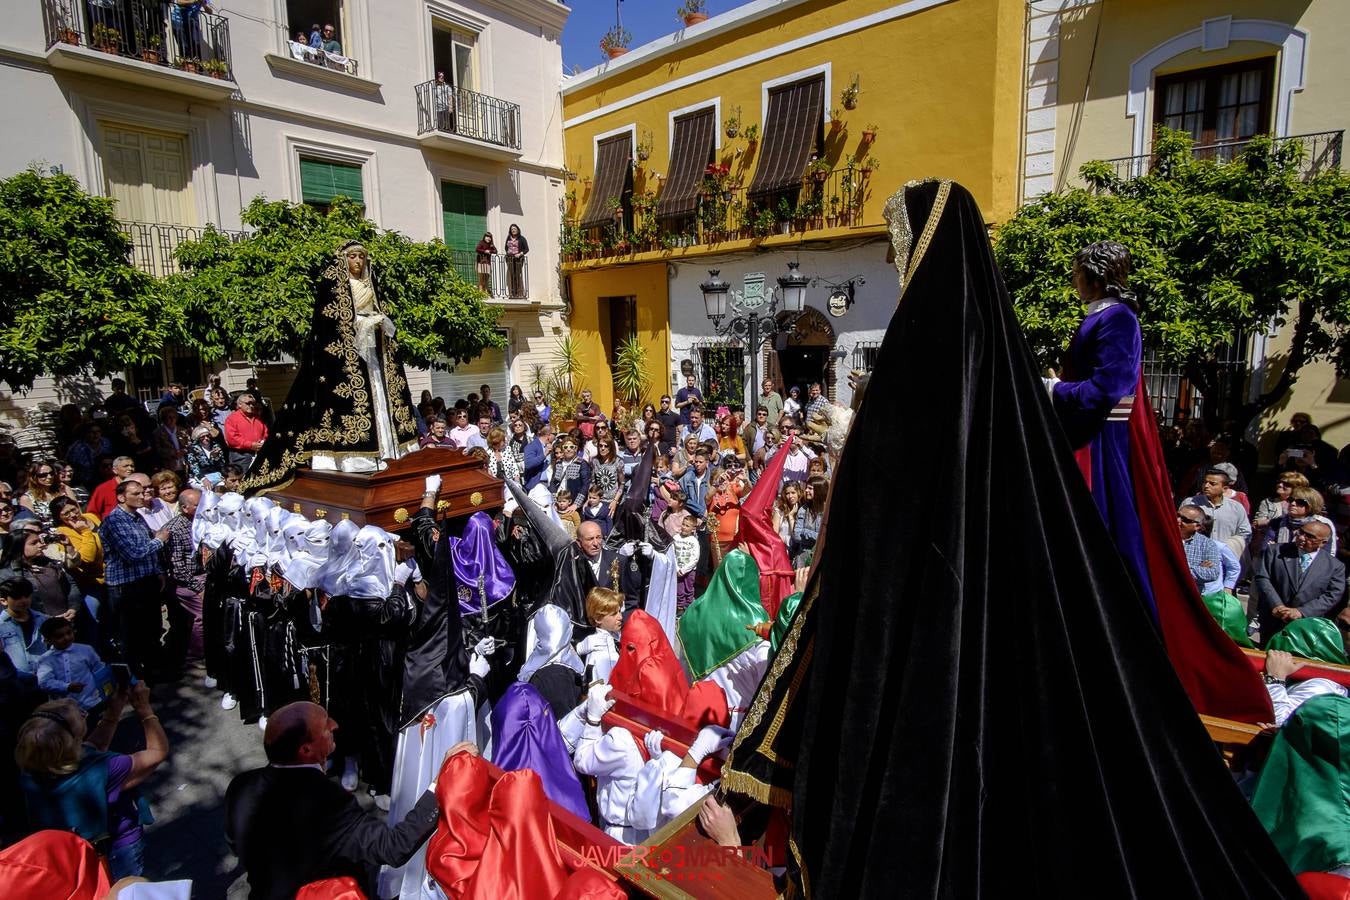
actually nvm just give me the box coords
[699,261,814,411]
[776,260,810,314]
[699,269,732,325]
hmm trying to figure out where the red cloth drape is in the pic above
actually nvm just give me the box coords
[427,751,494,897]
[467,770,571,900]
[608,610,731,729]
[0,831,111,900]
[609,610,690,718]
[738,436,797,618]
[297,876,367,899]
[681,678,731,729]
[1298,873,1350,900]
[426,753,625,900]
[1127,380,1274,723]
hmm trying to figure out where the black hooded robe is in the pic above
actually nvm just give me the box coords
[722,180,1300,898]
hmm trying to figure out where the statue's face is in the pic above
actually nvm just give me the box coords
[345,247,368,278]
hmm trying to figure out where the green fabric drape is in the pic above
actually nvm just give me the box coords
[676,550,766,680]
[1202,590,1255,648]
[771,590,802,655]
[1265,618,1350,665]
[1252,694,1350,875]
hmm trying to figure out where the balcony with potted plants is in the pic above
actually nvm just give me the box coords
[41,0,236,100]
[561,158,882,268]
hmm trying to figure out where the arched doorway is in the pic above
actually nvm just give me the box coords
[767,306,836,402]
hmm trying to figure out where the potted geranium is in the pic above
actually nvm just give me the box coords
[600,26,631,59]
[204,58,229,79]
[743,123,759,145]
[91,23,120,53]
[677,1,708,26]
[829,108,844,133]
[826,194,841,228]
[841,77,860,110]
[57,15,79,45]
[861,155,880,177]
[724,112,740,139]
[139,33,161,63]
[175,56,200,74]
[806,156,831,184]
[860,123,878,144]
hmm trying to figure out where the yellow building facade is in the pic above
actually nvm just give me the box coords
[561,0,1026,414]
[1029,0,1349,454]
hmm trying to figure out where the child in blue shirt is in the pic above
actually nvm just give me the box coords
[36,618,110,713]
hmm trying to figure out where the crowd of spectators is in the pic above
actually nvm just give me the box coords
[1161,410,1350,646]
[0,378,275,877]
[4,371,1350,893]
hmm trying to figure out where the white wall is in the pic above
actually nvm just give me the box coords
[0,0,570,428]
[665,239,897,407]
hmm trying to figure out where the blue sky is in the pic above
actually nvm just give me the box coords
[561,0,751,74]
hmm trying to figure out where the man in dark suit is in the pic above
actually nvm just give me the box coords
[225,701,460,899]
[548,520,641,634]
[1252,518,1346,643]
[522,423,554,490]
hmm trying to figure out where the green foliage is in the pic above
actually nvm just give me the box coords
[543,335,586,421]
[996,128,1350,417]
[0,165,163,392]
[164,196,503,369]
[612,335,651,404]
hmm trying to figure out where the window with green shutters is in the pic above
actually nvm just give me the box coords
[441,181,488,254]
[300,158,365,213]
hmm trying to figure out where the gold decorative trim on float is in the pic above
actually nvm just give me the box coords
[393,507,410,523]
[314,508,328,519]
[470,491,483,507]
[437,500,451,513]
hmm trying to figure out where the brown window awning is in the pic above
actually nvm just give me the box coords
[581,133,633,228]
[747,74,825,200]
[656,107,716,221]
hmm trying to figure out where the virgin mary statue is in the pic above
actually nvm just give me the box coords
[243,241,419,495]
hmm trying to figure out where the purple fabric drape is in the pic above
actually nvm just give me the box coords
[449,511,516,616]
[489,683,588,821]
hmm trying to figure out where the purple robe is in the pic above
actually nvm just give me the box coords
[489,682,589,821]
[1052,301,1156,618]
[449,511,516,616]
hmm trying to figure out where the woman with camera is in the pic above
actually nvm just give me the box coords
[15,683,168,878]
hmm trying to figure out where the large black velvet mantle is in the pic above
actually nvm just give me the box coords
[242,253,417,495]
[722,181,1300,898]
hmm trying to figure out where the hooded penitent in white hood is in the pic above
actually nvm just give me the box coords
[345,525,397,599]
[281,518,333,591]
[316,518,361,596]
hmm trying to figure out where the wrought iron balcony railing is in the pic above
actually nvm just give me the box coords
[119,221,247,278]
[1103,130,1344,181]
[415,81,522,151]
[562,164,878,261]
[43,0,233,79]
[448,249,530,300]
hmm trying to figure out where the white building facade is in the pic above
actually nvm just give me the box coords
[0,0,571,427]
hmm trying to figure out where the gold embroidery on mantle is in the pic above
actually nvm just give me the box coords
[242,249,421,494]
